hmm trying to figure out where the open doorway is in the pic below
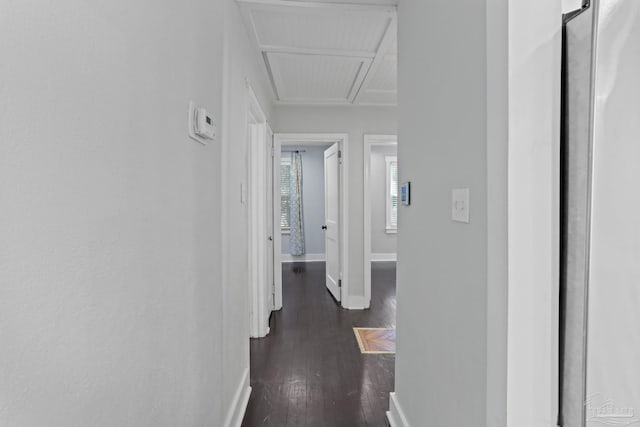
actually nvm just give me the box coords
[272,134,350,310]
[364,135,398,308]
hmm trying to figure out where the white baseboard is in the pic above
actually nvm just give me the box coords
[387,392,410,427]
[281,253,325,263]
[343,295,369,310]
[371,253,397,262]
[223,367,252,427]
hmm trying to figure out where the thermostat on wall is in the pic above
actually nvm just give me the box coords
[188,101,216,144]
[401,182,411,206]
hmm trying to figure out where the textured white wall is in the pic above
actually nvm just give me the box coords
[273,106,397,297]
[0,0,226,425]
[0,0,276,425]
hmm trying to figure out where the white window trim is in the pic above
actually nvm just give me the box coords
[385,155,398,233]
[280,157,292,233]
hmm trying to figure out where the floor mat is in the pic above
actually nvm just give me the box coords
[353,327,396,354]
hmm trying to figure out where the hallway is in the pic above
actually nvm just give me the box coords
[242,262,396,427]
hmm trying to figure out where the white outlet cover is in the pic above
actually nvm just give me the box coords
[451,188,470,223]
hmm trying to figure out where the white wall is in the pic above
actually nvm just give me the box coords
[370,145,397,255]
[220,0,275,423]
[391,0,496,423]
[273,106,397,298]
[390,0,562,425]
[280,146,327,256]
[0,1,276,425]
[506,0,561,425]
[0,0,226,425]
[389,0,512,425]
[587,0,640,421]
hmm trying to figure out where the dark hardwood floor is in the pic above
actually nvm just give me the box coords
[242,262,396,427]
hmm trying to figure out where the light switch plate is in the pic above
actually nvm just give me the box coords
[451,188,470,223]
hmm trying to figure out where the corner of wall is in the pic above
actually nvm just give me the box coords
[387,392,411,427]
[222,367,252,427]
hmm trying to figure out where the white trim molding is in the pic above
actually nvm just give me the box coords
[223,368,252,427]
[371,253,397,262]
[281,253,326,263]
[387,392,410,427]
[273,133,350,310]
[247,84,272,339]
[345,295,368,310]
[236,0,396,15]
[363,135,397,312]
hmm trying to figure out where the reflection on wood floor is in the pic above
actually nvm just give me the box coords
[242,261,397,427]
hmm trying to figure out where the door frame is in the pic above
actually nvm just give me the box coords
[363,134,398,308]
[272,133,350,310]
[246,83,271,338]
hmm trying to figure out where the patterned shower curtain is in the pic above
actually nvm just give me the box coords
[289,152,305,256]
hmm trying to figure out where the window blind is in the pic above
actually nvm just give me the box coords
[280,162,291,229]
[390,161,398,228]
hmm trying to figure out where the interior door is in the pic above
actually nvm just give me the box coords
[266,126,274,310]
[324,143,341,301]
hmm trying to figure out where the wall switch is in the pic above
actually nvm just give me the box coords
[451,188,470,223]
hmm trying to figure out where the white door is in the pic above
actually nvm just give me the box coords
[266,127,274,310]
[324,143,341,301]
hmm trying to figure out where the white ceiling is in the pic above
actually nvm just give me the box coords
[237,0,398,106]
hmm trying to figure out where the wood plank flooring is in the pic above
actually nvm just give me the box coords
[242,262,396,427]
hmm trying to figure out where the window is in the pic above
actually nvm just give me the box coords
[280,158,291,232]
[385,156,398,232]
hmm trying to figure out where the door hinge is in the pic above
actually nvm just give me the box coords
[338,150,342,159]
[338,279,342,288]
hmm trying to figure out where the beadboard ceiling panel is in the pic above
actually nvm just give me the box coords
[237,0,397,106]
[289,0,398,4]
[356,89,397,106]
[366,56,396,91]
[267,53,370,103]
[251,7,391,53]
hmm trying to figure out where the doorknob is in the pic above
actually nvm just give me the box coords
[322,225,327,230]
[268,236,273,241]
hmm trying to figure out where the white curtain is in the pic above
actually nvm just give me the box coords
[289,152,305,256]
